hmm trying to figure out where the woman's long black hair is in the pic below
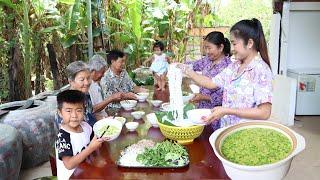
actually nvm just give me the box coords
[204,31,231,57]
[230,18,271,68]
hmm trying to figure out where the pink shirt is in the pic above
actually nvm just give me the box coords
[212,55,273,127]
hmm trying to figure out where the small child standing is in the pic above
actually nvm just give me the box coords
[55,90,105,179]
[146,41,169,91]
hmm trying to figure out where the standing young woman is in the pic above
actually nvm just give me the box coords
[179,18,273,128]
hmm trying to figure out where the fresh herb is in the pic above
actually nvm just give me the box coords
[136,140,189,167]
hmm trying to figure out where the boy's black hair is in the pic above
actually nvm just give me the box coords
[106,49,125,65]
[57,90,86,110]
[153,40,165,51]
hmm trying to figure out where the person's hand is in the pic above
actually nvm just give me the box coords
[138,86,148,93]
[176,63,192,78]
[201,106,227,124]
[88,136,104,151]
[123,92,138,100]
[190,93,210,103]
[111,92,123,102]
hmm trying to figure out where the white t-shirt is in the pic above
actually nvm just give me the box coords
[89,81,108,117]
[55,122,93,180]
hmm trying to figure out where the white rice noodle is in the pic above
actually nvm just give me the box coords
[167,64,184,122]
[119,139,155,166]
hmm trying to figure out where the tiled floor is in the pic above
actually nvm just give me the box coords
[19,116,320,180]
[284,116,320,180]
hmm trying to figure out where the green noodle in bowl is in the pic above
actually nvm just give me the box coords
[209,121,306,180]
[93,118,122,141]
[221,128,292,166]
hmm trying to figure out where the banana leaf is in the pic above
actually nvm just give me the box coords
[155,103,195,127]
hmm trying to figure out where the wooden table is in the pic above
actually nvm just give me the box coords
[71,89,229,179]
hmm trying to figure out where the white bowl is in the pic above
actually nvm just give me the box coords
[136,92,149,102]
[131,111,145,120]
[93,118,122,141]
[209,120,305,180]
[120,100,137,111]
[114,116,126,125]
[146,113,159,128]
[150,100,162,107]
[125,122,139,131]
[182,93,194,103]
[187,109,211,125]
[189,84,200,94]
[160,102,172,111]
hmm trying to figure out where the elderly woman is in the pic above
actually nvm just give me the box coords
[55,61,97,127]
[88,55,123,119]
[101,50,147,109]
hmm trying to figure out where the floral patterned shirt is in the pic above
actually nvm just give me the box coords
[186,56,231,109]
[101,68,136,109]
[212,55,273,128]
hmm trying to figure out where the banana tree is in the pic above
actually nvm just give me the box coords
[106,0,155,69]
[0,0,28,100]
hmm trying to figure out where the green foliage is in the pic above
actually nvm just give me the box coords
[0,0,273,100]
[44,78,54,91]
[213,0,272,40]
[0,0,16,9]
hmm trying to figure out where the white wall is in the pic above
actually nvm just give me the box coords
[279,2,320,75]
[287,10,320,70]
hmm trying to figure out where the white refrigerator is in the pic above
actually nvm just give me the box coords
[269,2,320,116]
[287,68,320,115]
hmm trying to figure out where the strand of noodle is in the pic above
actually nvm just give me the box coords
[167,64,184,122]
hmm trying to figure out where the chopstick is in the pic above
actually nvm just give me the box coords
[99,125,110,138]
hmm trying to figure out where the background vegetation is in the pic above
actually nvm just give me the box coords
[0,0,272,103]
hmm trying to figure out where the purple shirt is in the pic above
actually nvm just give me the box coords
[186,56,231,109]
[213,55,273,128]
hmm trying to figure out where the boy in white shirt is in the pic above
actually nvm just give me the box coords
[55,90,106,179]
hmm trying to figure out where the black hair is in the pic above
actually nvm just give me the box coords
[204,31,231,57]
[57,90,86,110]
[230,18,271,68]
[106,49,125,65]
[153,40,165,51]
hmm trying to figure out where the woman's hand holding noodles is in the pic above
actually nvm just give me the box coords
[176,63,192,78]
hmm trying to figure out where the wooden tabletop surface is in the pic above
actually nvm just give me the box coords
[71,88,229,179]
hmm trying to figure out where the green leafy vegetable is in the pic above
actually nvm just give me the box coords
[136,140,189,167]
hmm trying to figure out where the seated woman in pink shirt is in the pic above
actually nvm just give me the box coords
[179,18,273,128]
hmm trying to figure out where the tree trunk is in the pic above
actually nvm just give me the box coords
[8,44,27,101]
[4,6,27,101]
[34,35,42,95]
[68,44,78,63]
[47,44,62,90]
[52,31,68,85]
[76,44,83,61]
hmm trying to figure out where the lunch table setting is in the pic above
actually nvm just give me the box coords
[70,81,305,180]
[70,86,231,179]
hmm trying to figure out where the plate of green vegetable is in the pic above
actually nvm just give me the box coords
[117,139,189,168]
